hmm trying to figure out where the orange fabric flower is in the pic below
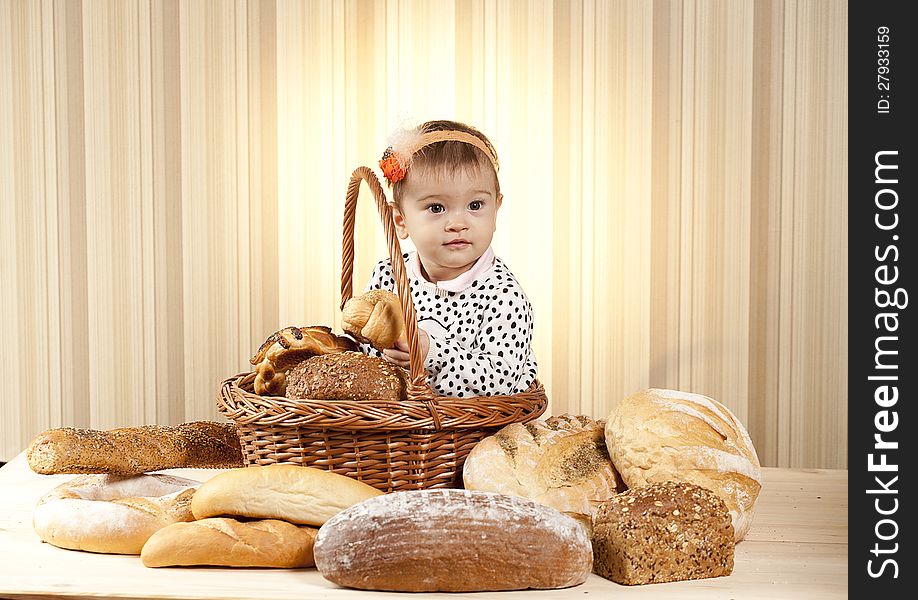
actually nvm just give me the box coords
[379,148,407,184]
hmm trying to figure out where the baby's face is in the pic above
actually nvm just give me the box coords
[393,163,501,283]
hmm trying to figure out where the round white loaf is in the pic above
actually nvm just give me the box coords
[604,388,762,541]
[462,414,624,521]
[33,473,200,554]
[314,489,593,592]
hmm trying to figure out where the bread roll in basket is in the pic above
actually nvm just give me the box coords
[217,167,547,492]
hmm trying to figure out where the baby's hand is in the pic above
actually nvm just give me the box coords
[382,329,430,370]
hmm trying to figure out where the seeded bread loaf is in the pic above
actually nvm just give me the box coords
[285,351,408,401]
[462,415,624,523]
[27,421,243,475]
[592,481,734,585]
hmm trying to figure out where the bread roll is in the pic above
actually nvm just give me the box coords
[27,421,243,475]
[284,351,407,401]
[592,481,734,585]
[191,464,383,526]
[604,388,762,541]
[341,289,406,350]
[463,414,624,522]
[250,325,358,396]
[33,473,200,554]
[141,517,318,568]
[314,489,593,592]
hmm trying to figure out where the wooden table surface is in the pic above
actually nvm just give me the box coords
[0,452,847,599]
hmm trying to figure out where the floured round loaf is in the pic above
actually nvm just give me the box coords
[190,464,383,526]
[605,388,762,541]
[141,517,318,568]
[314,489,593,592]
[463,414,624,523]
[33,473,200,554]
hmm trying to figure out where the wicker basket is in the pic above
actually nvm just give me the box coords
[217,166,547,492]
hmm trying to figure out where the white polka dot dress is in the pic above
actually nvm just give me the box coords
[360,252,539,398]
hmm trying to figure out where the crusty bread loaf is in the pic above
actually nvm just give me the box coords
[604,388,762,541]
[27,421,243,475]
[592,481,734,585]
[33,473,201,554]
[341,289,406,350]
[463,414,624,522]
[141,517,318,568]
[314,489,593,592]
[284,351,408,401]
[250,325,358,396]
[191,464,383,526]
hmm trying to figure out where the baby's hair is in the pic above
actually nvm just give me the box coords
[388,120,500,207]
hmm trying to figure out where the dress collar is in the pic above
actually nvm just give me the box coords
[407,247,496,293]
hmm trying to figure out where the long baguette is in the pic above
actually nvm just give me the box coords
[27,421,244,475]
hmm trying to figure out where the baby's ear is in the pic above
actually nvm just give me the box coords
[390,203,410,240]
[496,193,503,210]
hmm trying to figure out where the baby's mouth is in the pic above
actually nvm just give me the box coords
[444,239,471,248]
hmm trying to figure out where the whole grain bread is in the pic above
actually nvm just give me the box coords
[284,351,408,401]
[592,480,734,585]
[27,421,243,475]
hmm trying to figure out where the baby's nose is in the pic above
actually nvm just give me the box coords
[446,214,469,231]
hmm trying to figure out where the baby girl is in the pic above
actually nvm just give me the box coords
[358,119,538,398]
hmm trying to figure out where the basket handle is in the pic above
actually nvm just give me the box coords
[341,166,436,403]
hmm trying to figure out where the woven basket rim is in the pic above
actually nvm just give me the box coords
[218,371,547,432]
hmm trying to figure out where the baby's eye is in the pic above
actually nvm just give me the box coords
[426,204,445,214]
[469,200,484,211]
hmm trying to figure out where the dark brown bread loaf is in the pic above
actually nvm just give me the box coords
[285,351,407,401]
[314,489,593,592]
[592,481,734,585]
[27,421,243,475]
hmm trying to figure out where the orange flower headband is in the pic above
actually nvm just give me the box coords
[379,129,500,185]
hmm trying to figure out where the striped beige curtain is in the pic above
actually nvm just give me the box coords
[0,0,847,468]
